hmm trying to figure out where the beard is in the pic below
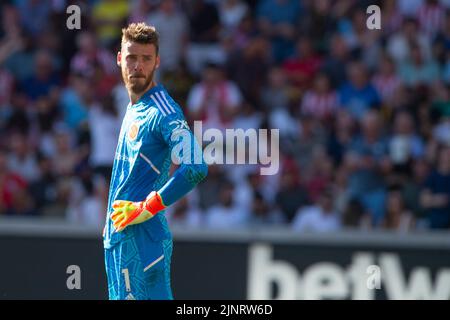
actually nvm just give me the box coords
[122,68,155,95]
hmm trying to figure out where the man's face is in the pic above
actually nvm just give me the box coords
[117,41,160,95]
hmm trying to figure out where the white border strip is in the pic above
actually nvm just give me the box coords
[139,152,160,175]
[158,91,176,113]
[143,254,164,272]
[151,95,168,116]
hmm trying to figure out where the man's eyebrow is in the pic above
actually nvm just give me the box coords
[125,54,153,58]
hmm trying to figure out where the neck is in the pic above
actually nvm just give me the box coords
[129,80,157,104]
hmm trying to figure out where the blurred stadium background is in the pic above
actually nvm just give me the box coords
[0,0,449,300]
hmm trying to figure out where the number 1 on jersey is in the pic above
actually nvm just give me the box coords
[121,268,132,292]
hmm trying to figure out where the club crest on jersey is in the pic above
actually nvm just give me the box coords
[128,122,140,141]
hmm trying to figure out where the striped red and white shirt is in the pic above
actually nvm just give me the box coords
[301,90,338,120]
[417,3,446,36]
[372,74,402,102]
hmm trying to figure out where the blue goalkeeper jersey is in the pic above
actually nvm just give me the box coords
[103,84,207,249]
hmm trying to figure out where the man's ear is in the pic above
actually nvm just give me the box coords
[155,55,160,69]
[117,51,121,67]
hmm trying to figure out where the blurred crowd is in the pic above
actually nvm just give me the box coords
[0,0,449,233]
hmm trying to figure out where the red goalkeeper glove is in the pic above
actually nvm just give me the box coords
[111,191,166,232]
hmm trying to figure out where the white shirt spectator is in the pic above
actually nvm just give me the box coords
[187,80,242,131]
[166,206,203,228]
[67,195,105,227]
[165,190,203,228]
[433,119,450,146]
[66,178,105,227]
[88,104,120,168]
[397,0,424,16]
[389,134,425,164]
[219,0,248,30]
[205,204,248,229]
[112,84,129,120]
[7,154,40,183]
[292,205,341,232]
[147,7,189,72]
[387,32,432,63]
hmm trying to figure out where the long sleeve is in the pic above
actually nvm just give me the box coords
[156,111,208,207]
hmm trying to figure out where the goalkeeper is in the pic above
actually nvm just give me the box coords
[103,23,207,300]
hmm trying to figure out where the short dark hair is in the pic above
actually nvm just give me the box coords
[121,22,159,54]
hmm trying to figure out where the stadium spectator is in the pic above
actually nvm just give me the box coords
[282,36,322,91]
[166,192,203,228]
[321,33,351,87]
[196,164,227,211]
[387,17,432,63]
[92,0,130,49]
[187,62,242,131]
[70,31,116,78]
[261,67,299,139]
[256,0,302,62]
[399,44,441,88]
[340,6,382,70]
[381,186,416,232]
[339,61,381,120]
[185,0,224,74]
[16,0,51,37]
[300,73,338,121]
[304,149,334,203]
[372,54,402,106]
[346,110,389,226]
[59,73,90,130]
[128,0,154,24]
[275,158,308,223]
[417,0,446,37]
[291,115,327,172]
[381,0,404,36]
[292,188,341,232]
[147,0,189,74]
[326,109,356,166]
[87,95,120,182]
[218,0,249,32]
[397,0,424,17]
[0,147,28,215]
[21,50,60,103]
[29,155,58,217]
[402,158,430,226]
[50,126,80,178]
[248,190,285,226]
[388,110,425,170]
[301,0,337,52]
[66,170,107,227]
[7,131,40,183]
[205,180,248,229]
[226,35,271,106]
[420,145,450,229]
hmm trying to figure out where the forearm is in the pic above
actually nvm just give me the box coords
[157,162,208,207]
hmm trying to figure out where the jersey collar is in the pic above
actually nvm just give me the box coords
[129,83,164,108]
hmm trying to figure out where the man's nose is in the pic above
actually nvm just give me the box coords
[133,59,144,71]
